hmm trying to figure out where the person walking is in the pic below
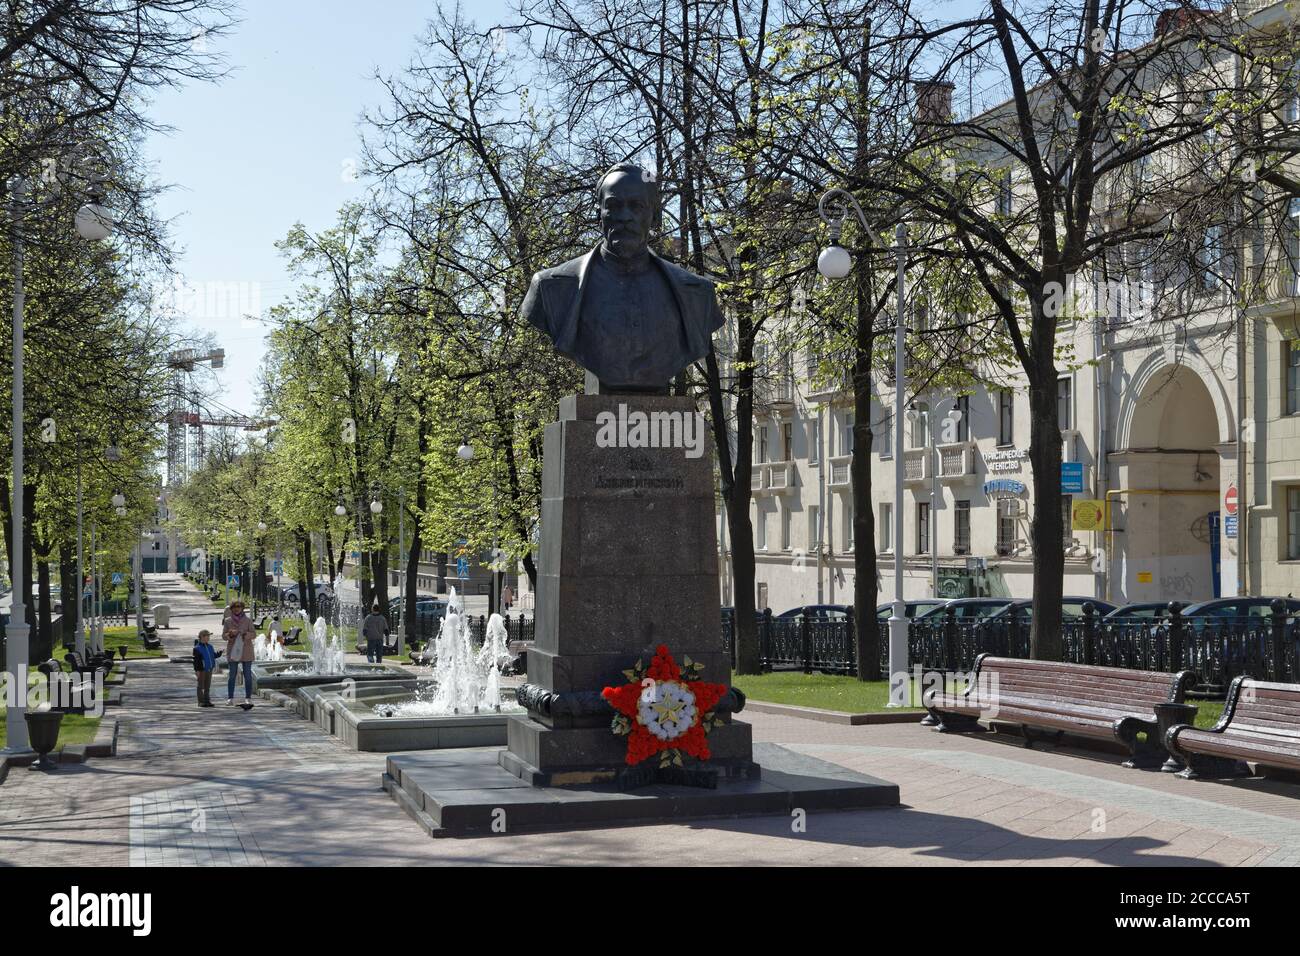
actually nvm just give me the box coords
[362,602,388,663]
[192,629,220,707]
[223,599,256,707]
[500,584,514,612]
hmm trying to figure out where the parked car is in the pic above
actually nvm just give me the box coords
[775,603,850,622]
[981,596,1117,624]
[275,580,336,606]
[389,596,448,630]
[875,600,946,621]
[1181,597,1300,626]
[1103,602,1172,621]
[915,598,1015,621]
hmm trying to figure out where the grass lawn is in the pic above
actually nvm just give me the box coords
[733,670,1228,728]
[100,625,168,660]
[0,664,103,751]
[731,672,922,712]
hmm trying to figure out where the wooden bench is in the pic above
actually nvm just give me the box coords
[926,654,1196,767]
[1165,677,1300,779]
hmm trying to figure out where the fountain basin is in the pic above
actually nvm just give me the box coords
[335,693,522,752]
[294,679,419,734]
[250,661,411,693]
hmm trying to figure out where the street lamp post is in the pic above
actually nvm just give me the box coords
[817,188,908,705]
[396,488,406,655]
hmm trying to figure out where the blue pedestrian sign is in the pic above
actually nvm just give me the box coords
[111,572,124,585]
[272,560,283,575]
[1061,462,1085,494]
[456,557,469,578]
[227,574,241,587]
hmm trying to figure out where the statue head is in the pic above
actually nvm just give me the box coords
[596,162,657,260]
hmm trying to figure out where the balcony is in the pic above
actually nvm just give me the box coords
[1245,265,1300,320]
[766,461,795,493]
[750,467,764,493]
[753,376,796,409]
[936,441,977,482]
[903,448,928,486]
[828,454,852,490]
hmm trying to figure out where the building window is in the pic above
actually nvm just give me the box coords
[998,391,1014,445]
[757,582,768,612]
[844,499,855,551]
[1287,341,1300,416]
[809,418,820,464]
[1057,377,1072,430]
[841,411,854,456]
[1199,223,1226,291]
[1062,494,1074,549]
[878,413,892,458]
[809,505,820,550]
[1289,199,1300,296]
[879,503,892,552]
[757,425,769,464]
[1288,487,1300,559]
[781,422,793,462]
[954,395,970,442]
[781,506,792,551]
[917,502,930,555]
[756,507,767,551]
[997,499,1017,555]
[910,402,929,449]
[954,500,971,555]
[996,168,1012,217]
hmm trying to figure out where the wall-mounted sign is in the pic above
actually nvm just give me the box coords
[1061,462,1085,494]
[985,448,1029,473]
[983,479,1026,497]
[1072,499,1106,531]
[1225,515,1238,539]
[1224,484,1238,516]
[1136,571,1153,584]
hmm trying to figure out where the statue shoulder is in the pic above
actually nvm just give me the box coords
[528,255,586,287]
[656,256,716,291]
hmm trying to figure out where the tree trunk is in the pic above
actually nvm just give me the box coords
[59,541,76,651]
[1027,372,1065,660]
[36,557,52,659]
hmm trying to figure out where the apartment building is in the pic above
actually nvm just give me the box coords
[724,2,1300,614]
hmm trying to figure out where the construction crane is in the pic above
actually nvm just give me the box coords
[165,347,225,486]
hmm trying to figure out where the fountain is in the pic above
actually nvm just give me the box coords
[299,590,523,752]
[250,614,408,693]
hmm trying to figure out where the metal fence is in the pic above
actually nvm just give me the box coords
[315,596,535,647]
[721,602,1300,695]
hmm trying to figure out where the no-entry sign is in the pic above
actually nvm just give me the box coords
[1225,484,1238,516]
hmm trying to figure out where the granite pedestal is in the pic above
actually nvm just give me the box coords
[383,393,898,833]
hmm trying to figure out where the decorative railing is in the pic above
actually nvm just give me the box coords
[721,602,1300,694]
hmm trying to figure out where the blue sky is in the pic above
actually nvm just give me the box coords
[145,0,511,416]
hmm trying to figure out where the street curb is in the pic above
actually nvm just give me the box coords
[742,699,925,726]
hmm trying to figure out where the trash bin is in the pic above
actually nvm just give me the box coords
[152,604,171,628]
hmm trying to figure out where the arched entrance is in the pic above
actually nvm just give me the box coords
[1113,365,1223,604]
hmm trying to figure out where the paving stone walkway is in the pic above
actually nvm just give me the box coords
[2,574,1298,866]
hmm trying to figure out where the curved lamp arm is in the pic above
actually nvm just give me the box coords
[817,187,882,247]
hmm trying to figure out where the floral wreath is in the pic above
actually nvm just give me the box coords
[602,644,728,768]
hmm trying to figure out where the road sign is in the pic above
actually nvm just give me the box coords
[1225,515,1238,539]
[1225,483,1238,516]
[227,574,240,588]
[456,557,469,578]
[272,560,283,575]
[1061,462,1085,494]
[111,572,123,585]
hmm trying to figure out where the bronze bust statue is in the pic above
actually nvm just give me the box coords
[521,162,724,392]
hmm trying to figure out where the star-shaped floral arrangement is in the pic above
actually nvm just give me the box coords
[602,644,728,768]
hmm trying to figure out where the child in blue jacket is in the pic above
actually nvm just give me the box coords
[193,630,221,708]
